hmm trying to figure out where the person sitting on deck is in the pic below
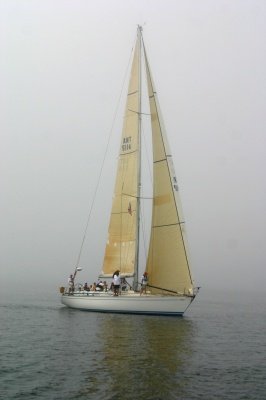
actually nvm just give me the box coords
[96,280,104,291]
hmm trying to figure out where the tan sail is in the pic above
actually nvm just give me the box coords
[100,33,141,278]
[143,46,194,294]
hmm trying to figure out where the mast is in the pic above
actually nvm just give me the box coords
[132,25,142,290]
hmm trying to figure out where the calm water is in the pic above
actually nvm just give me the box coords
[1,289,265,400]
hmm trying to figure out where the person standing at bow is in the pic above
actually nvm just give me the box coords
[68,274,74,294]
[140,272,148,295]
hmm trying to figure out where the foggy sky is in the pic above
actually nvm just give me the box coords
[1,0,266,297]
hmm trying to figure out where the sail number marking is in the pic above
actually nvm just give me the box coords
[122,136,132,152]
[173,176,178,191]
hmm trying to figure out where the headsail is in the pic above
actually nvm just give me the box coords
[100,30,141,278]
[143,40,194,295]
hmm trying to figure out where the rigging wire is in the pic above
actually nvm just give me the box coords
[74,43,136,270]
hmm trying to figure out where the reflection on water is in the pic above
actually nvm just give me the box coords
[4,294,265,400]
[79,314,196,400]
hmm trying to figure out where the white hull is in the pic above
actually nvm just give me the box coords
[61,291,194,316]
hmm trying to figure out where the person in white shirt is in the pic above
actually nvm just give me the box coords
[68,274,74,294]
[140,272,148,295]
[112,270,121,296]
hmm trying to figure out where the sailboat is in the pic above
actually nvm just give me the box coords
[61,26,199,316]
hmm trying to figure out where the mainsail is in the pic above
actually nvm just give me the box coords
[101,32,141,278]
[143,42,194,295]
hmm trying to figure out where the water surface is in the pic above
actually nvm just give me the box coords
[1,289,265,399]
